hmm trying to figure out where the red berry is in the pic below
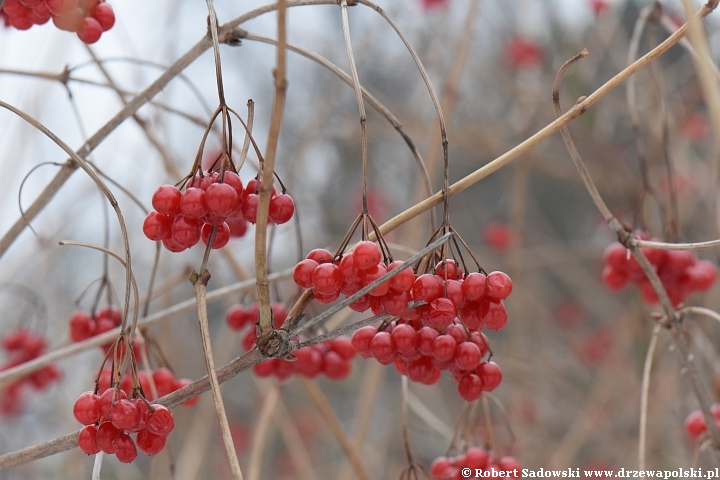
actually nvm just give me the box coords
[311,263,342,295]
[387,260,415,292]
[69,312,96,342]
[412,274,443,302]
[435,259,461,280]
[162,237,186,253]
[458,373,483,401]
[136,429,167,455]
[327,337,355,360]
[114,433,138,463]
[382,290,411,316]
[78,425,101,455]
[432,334,457,362]
[478,361,502,391]
[685,410,708,438]
[323,351,351,380]
[73,391,101,425]
[417,327,439,356]
[180,187,207,219]
[205,183,239,217]
[146,405,175,436]
[226,305,249,330]
[269,193,295,224]
[143,212,172,241]
[95,421,120,454]
[175,379,199,407]
[462,272,487,301]
[427,297,457,328]
[171,216,201,248]
[201,222,231,249]
[455,342,481,371]
[226,213,248,237]
[152,185,182,215]
[407,355,434,383]
[110,399,140,430]
[351,326,376,358]
[370,331,396,364]
[152,368,176,398]
[486,271,512,300]
[353,241,381,270]
[293,259,318,289]
[241,193,259,223]
[481,300,508,330]
[99,388,127,420]
[361,263,391,297]
[602,265,627,290]
[390,324,417,353]
[307,248,333,264]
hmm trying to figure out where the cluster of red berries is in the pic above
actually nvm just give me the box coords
[227,302,357,381]
[68,306,120,347]
[1,0,115,44]
[351,320,501,401]
[73,388,174,462]
[226,302,288,332]
[602,235,717,306]
[143,173,294,252]
[430,447,520,479]
[293,241,513,332]
[1,329,61,414]
[684,404,720,440]
[97,366,198,406]
[249,333,356,381]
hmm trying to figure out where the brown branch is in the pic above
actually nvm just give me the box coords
[552,43,720,454]
[256,0,289,343]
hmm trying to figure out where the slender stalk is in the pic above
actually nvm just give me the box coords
[639,324,661,470]
[256,0,289,340]
[191,272,243,480]
[553,46,720,454]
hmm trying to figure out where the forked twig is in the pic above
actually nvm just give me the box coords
[553,45,720,454]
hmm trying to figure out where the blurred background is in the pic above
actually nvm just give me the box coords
[2,0,720,478]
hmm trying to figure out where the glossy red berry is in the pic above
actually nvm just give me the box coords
[95,421,120,454]
[73,391,101,425]
[311,263,342,295]
[76,16,102,43]
[323,351,351,380]
[114,433,138,463]
[269,193,295,224]
[481,300,508,330]
[92,2,114,30]
[241,193,259,223]
[478,361,502,391]
[201,222,230,249]
[307,248,333,264]
[351,326,376,358]
[152,185,182,215]
[78,425,101,455]
[180,187,207,219]
[143,212,171,241]
[486,271,512,300]
[427,297,457,328]
[361,263,390,297]
[432,334,457,362]
[354,241,381,270]
[69,312,96,342]
[455,342,481,371]
[370,331,396,364]
[458,373,483,401]
[171,216,201,248]
[293,259,318,289]
[146,405,175,436]
[110,399,140,430]
[387,260,415,292]
[137,429,167,455]
[205,183,239,217]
